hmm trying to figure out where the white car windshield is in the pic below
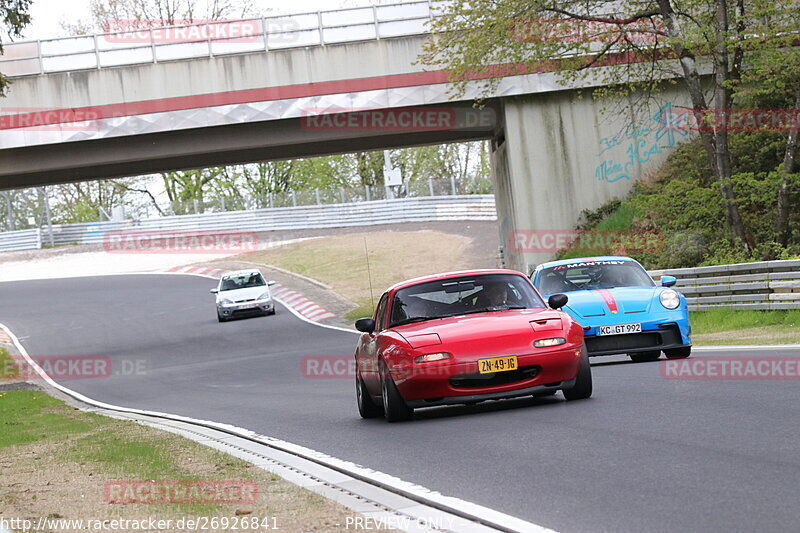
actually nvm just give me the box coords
[220,273,266,291]
[536,260,655,294]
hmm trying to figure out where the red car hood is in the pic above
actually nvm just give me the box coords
[391,308,570,360]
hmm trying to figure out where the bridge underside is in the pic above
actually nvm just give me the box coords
[0,101,498,189]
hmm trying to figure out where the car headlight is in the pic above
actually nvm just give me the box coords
[533,337,566,348]
[258,292,272,301]
[219,298,233,305]
[414,352,451,363]
[660,289,680,310]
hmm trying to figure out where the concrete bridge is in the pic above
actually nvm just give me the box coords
[0,1,691,270]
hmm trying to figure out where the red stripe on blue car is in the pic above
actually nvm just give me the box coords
[595,289,619,314]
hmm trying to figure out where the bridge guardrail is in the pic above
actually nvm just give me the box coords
[0,228,41,251]
[0,0,446,77]
[0,195,496,252]
[650,260,800,310]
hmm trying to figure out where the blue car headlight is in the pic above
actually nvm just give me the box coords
[659,289,680,310]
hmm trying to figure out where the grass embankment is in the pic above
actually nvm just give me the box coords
[0,389,363,530]
[556,203,639,261]
[240,230,472,320]
[690,309,800,345]
[0,347,21,381]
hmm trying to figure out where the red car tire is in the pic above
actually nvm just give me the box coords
[563,345,593,401]
[380,361,414,422]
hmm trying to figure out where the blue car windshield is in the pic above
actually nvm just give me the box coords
[536,260,655,294]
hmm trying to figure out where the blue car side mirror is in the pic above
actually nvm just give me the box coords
[661,275,677,287]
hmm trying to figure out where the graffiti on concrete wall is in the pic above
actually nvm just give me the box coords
[594,103,690,183]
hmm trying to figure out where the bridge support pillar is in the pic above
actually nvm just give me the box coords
[491,88,689,274]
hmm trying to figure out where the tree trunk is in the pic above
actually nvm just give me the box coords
[777,91,800,245]
[657,0,751,250]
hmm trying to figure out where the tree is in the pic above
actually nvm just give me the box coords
[420,0,800,250]
[64,0,258,32]
[0,0,32,95]
[50,178,149,223]
[59,0,261,213]
[161,168,222,214]
[735,25,800,246]
[355,151,386,188]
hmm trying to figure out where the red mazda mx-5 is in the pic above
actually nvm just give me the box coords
[354,269,592,422]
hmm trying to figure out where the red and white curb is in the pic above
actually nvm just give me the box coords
[166,265,229,278]
[164,265,336,322]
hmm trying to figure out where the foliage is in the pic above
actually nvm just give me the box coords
[0,0,32,95]
[419,0,800,249]
[559,137,800,269]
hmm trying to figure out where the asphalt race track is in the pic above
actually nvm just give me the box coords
[1,274,798,533]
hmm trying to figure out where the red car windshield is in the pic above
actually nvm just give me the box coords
[389,274,545,327]
[536,260,655,294]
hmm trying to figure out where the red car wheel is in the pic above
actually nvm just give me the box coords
[356,374,383,419]
[563,344,593,401]
[380,362,413,422]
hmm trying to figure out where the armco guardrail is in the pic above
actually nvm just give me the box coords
[0,228,41,251]
[0,195,496,252]
[650,260,800,310]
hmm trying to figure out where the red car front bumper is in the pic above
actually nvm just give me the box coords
[391,346,583,407]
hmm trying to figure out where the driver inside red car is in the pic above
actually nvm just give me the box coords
[482,281,510,308]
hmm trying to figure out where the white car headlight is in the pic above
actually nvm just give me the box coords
[659,289,680,310]
[219,298,234,305]
[258,292,271,301]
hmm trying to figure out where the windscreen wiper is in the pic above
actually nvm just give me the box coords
[459,305,528,315]
[394,316,434,326]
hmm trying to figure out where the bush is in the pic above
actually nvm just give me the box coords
[557,136,800,269]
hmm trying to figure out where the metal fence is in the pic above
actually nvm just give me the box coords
[650,260,800,310]
[0,228,41,251]
[0,195,496,252]
[0,0,445,77]
[168,177,492,214]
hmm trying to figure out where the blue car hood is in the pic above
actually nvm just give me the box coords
[560,287,658,319]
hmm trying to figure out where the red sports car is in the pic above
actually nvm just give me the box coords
[354,269,592,422]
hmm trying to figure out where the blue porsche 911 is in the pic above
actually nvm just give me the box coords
[531,256,691,362]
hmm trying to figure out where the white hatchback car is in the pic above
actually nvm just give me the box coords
[211,269,276,322]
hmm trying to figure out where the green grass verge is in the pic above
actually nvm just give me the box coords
[690,309,800,334]
[0,390,248,512]
[345,301,375,322]
[690,309,800,345]
[0,390,104,449]
[0,390,361,528]
[0,348,20,379]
